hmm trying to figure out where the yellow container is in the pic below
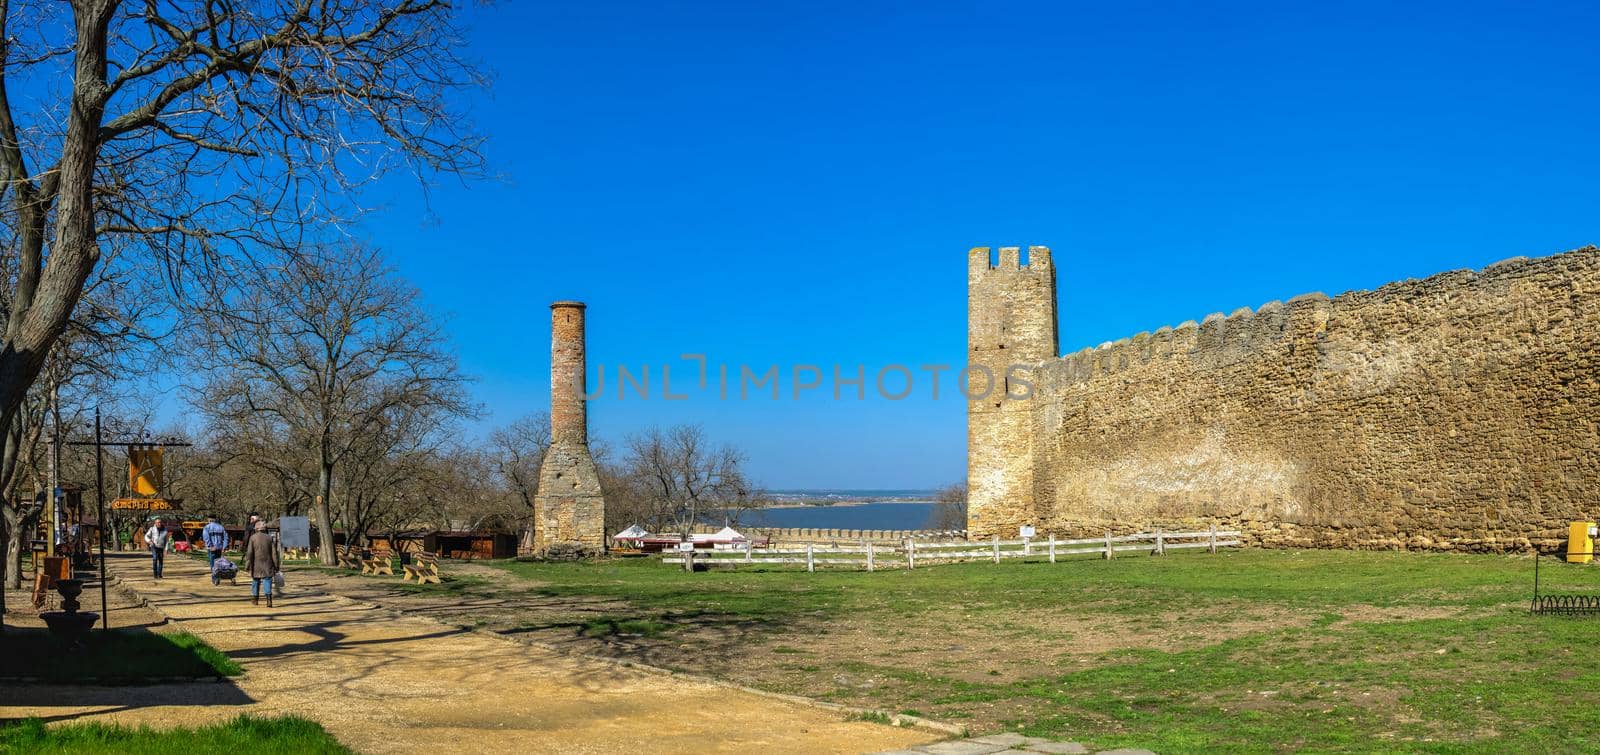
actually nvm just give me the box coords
[1568,521,1596,564]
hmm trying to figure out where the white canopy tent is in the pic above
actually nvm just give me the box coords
[613,524,649,540]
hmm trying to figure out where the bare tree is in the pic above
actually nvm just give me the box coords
[335,395,458,547]
[0,267,155,587]
[0,0,485,510]
[193,242,471,564]
[488,412,550,554]
[433,449,512,533]
[925,481,967,532]
[191,367,330,523]
[174,420,319,526]
[0,380,49,588]
[611,425,765,537]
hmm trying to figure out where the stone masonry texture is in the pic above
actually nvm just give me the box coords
[967,245,1600,551]
[967,246,1058,541]
[534,301,607,554]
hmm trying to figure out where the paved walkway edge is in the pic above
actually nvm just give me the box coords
[114,569,968,739]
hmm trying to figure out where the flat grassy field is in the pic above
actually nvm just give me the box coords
[458,549,1600,752]
[0,714,347,754]
[0,629,241,683]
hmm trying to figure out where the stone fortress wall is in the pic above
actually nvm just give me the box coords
[968,245,1600,551]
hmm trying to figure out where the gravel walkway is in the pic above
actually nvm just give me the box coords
[1,553,938,754]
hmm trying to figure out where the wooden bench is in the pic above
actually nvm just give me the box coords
[360,548,395,576]
[402,551,441,584]
[335,549,362,569]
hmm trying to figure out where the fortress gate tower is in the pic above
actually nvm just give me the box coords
[534,301,607,554]
[966,246,1057,539]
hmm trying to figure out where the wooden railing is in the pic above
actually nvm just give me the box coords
[661,528,1242,572]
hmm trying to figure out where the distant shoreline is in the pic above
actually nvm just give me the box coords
[763,498,936,510]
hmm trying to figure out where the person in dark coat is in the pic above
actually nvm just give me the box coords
[241,521,281,607]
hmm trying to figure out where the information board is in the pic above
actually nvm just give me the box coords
[278,516,311,549]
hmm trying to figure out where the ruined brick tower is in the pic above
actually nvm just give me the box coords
[967,246,1057,539]
[534,301,607,554]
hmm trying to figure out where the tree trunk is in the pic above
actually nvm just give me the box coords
[6,532,20,590]
[4,506,20,590]
[0,0,115,428]
[3,503,39,590]
[316,464,336,565]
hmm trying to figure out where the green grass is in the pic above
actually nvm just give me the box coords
[161,632,243,676]
[845,711,893,725]
[0,629,241,682]
[0,714,346,754]
[494,548,1588,618]
[482,549,1600,752]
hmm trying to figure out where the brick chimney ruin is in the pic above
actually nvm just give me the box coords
[533,301,607,555]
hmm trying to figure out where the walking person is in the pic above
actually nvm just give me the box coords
[144,518,171,579]
[201,514,230,569]
[242,521,281,607]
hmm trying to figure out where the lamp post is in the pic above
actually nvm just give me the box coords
[63,408,191,632]
[94,408,107,630]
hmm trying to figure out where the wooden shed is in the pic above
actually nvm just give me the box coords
[423,531,518,560]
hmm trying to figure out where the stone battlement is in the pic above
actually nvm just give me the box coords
[968,245,1054,274]
[1047,250,1589,389]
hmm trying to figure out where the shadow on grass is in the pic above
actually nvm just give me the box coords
[0,626,240,683]
[0,681,256,726]
[0,624,258,725]
[495,607,781,673]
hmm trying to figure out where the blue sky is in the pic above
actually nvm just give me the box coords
[354,0,1597,489]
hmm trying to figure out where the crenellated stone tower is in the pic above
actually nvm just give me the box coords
[967,246,1057,539]
[534,301,607,555]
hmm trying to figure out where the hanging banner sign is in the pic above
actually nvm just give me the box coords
[110,497,181,511]
[127,446,165,497]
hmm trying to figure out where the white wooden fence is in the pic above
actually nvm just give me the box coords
[661,528,1242,572]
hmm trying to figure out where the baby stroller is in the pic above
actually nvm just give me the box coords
[211,556,239,586]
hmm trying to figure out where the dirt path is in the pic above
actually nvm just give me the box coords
[0,553,937,754]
